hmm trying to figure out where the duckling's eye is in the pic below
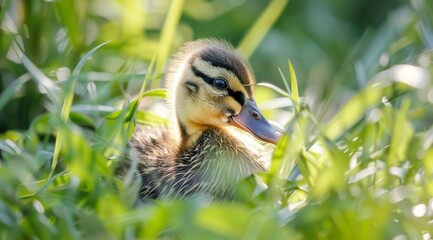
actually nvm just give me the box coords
[213,79,229,90]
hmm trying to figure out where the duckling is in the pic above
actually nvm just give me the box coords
[118,39,280,200]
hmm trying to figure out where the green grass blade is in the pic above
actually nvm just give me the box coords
[50,42,110,177]
[237,0,289,58]
[322,78,408,141]
[133,53,158,117]
[62,41,110,122]
[257,83,291,99]
[106,89,166,121]
[139,88,167,99]
[18,171,67,199]
[118,56,158,116]
[96,53,159,158]
[154,0,184,86]
[257,82,299,112]
[0,74,30,112]
[388,98,413,165]
[12,41,60,103]
[123,53,158,142]
[278,67,292,95]
[71,41,111,76]
[135,111,168,126]
[55,0,82,48]
[0,0,12,23]
[288,60,299,111]
[323,84,382,141]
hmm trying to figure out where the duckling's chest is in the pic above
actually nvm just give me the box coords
[169,129,267,198]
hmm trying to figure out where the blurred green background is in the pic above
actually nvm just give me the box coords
[1,0,422,132]
[1,0,433,239]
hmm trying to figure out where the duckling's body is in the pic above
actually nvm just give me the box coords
[125,126,267,199]
[118,39,278,200]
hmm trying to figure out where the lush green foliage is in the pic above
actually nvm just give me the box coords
[1,0,433,239]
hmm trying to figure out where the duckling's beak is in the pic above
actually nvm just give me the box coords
[229,99,280,144]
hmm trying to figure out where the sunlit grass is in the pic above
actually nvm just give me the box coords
[237,0,289,58]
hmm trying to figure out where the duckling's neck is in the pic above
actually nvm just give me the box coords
[172,117,207,149]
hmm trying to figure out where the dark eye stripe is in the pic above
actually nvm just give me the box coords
[191,65,245,106]
[227,89,245,106]
[200,48,250,86]
[191,65,213,85]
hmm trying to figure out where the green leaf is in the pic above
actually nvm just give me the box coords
[324,82,387,141]
[388,98,414,165]
[12,43,60,103]
[135,111,167,126]
[0,139,21,155]
[0,74,30,112]
[55,0,83,48]
[29,113,52,135]
[278,67,292,95]
[105,89,166,121]
[0,0,13,22]
[237,0,289,58]
[155,0,185,82]
[70,112,96,129]
[288,60,299,111]
[257,83,292,99]
[51,41,110,177]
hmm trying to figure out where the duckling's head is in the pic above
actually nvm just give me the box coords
[166,39,279,147]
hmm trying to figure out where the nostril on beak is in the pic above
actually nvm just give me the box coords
[251,111,260,120]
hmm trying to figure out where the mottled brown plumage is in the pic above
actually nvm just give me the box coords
[117,39,278,200]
